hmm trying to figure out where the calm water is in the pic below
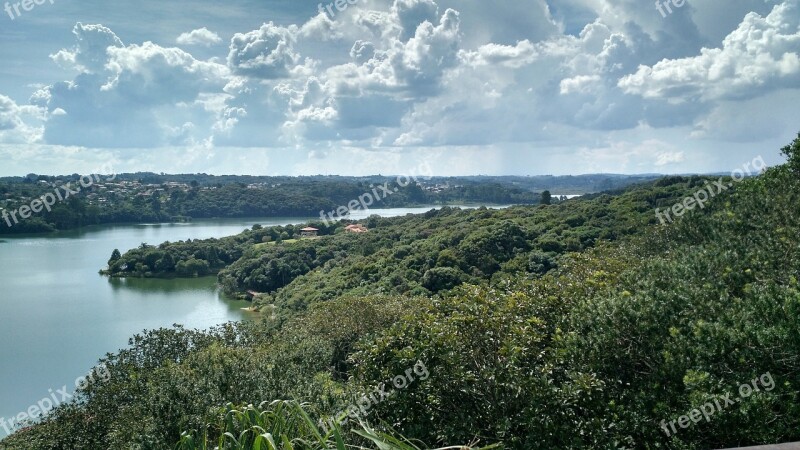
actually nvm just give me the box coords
[0,206,486,437]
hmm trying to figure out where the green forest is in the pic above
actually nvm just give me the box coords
[0,173,658,235]
[2,136,799,449]
[0,176,538,235]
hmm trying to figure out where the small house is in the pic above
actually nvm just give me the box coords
[344,224,369,233]
[300,227,319,237]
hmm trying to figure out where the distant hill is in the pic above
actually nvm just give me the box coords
[0,172,664,235]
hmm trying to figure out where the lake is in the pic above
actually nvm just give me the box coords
[0,206,498,438]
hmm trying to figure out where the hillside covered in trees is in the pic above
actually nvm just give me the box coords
[2,137,799,449]
[0,173,659,235]
[103,172,704,312]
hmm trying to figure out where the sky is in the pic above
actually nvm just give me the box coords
[0,0,798,177]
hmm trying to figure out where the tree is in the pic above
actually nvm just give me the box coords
[436,249,459,268]
[150,192,162,214]
[541,190,552,205]
[143,250,164,270]
[108,249,122,267]
[176,258,210,277]
[156,253,176,272]
[422,267,466,292]
[781,132,800,174]
[205,246,220,266]
[527,251,557,275]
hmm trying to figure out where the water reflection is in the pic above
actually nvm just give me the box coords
[107,275,218,294]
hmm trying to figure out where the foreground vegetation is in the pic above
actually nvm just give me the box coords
[174,401,498,450]
[2,137,799,449]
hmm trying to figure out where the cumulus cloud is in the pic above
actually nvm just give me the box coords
[461,40,537,68]
[225,1,466,145]
[559,75,602,95]
[619,2,800,102]
[298,13,343,41]
[438,0,558,47]
[0,95,44,144]
[213,79,294,147]
[36,24,230,148]
[1,0,796,176]
[350,40,376,64]
[176,27,223,46]
[103,42,229,103]
[51,23,124,73]
[327,7,462,98]
[392,0,440,41]
[227,22,300,79]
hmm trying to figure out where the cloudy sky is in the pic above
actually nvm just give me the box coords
[0,0,797,176]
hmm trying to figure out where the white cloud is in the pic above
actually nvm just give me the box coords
[392,0,440,41]
[176,27,223,47]
[51,23,124,73]
[298,13,343,41]
[324,6,462,99]
[0,95,44,144]
[559,75,602,94]
[227,22,301,79]
[36,26,231,148]
[655,151,685,166]
[102,42,230,102]
[1,0,797,175]
[350,40,376,64]
[619,2,800,102]
[460,41,537,68]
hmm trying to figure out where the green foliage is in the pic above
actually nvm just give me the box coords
[540,190,551,205]
[174,401,349,450]
[175,401,498,450]
[0,174,549,235]
[421,267,467,292]
[6,137,800,450]
[781,132,800,174]
[108,248,122,266]
[209,181,702,315]
[176,258,211,277]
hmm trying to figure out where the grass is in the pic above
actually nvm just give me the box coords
[175,401,501,450]
[254,239,299,248]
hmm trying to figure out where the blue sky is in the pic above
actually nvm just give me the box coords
[0,0,797,176]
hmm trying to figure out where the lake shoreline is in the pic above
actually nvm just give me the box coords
[0,203,523,238]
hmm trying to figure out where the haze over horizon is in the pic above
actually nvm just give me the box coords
[0,0,798,176]
[0,170,756,179]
